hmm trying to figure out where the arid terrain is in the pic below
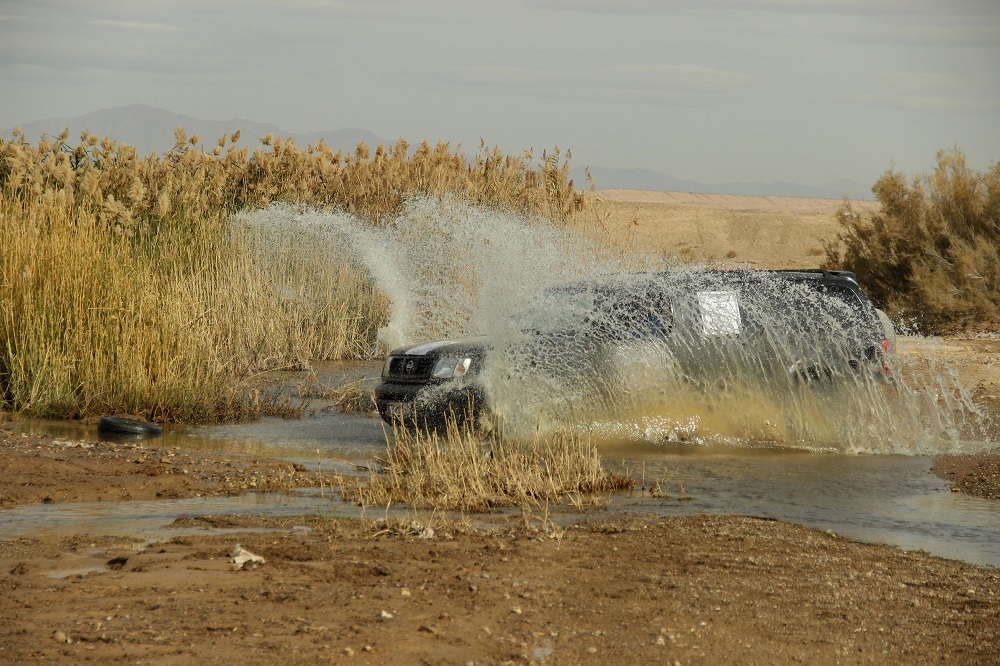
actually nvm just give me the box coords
[2,191,999,664]
[590,188,879,268]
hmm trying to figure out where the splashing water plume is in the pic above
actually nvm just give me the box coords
[238,198,990,455]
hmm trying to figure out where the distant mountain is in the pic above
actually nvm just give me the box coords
[5,104,874,200]
[573,166,874,201]
[4,103,383,157]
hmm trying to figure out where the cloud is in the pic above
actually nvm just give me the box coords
[597,65,753,90]
[89,19,182,32]
[896,21,1000,46]
[426,61,755,114]
[870,70,1000,113]
[529,0,1000,18]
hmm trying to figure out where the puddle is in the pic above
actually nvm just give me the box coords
[2,356,998,567]
[608,447,1000,567]
[0,489,362,544]
[2,415,998,566]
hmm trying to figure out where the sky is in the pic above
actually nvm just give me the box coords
[1,0,998,187]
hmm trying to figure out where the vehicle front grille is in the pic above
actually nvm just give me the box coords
[387,355,436,381]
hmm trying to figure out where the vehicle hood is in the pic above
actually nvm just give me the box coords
[389,337,491,358]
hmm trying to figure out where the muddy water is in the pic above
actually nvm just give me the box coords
[610,445,1000,567]
[3,406,999,567]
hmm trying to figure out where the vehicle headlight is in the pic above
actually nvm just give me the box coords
[431,356,472,379]
[381,356,395,380]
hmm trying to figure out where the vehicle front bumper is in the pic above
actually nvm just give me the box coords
[375,381,486,427]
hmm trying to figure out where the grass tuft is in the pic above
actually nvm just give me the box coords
[341,417,636,512]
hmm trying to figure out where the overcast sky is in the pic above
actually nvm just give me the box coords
[1,0,997,187]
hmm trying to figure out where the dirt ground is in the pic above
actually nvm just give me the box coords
[0,429,329,509]
[2,513,998,665]
[2,191,999,664]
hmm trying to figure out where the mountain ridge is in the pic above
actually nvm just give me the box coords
[4,104,873,199]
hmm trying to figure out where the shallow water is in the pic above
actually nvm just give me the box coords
[609,446,1000,567]
[3,406,998,567]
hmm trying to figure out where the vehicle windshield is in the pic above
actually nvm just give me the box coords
[510,282,672,340]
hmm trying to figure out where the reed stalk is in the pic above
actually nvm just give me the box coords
[0,129,586,420]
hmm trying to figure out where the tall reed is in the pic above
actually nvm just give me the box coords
[0,129,585,420]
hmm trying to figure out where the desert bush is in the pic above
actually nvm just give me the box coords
[824,148,1000,334]
[0,129,584,420]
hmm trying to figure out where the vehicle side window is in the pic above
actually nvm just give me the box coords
[600,289,672,340]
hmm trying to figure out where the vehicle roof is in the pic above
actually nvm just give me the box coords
[549,268,863,293]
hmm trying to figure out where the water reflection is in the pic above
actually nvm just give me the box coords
[611,447,1000,567]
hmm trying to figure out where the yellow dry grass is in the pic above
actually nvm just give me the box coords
[341,418,635,512]
[0,129,583,420]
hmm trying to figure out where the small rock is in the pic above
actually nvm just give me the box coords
[380,610,394,620]
[53,631,68,644]
[231,544,265,570]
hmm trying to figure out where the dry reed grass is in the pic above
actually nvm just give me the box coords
[341,418,635,512]
[0,129,584,420]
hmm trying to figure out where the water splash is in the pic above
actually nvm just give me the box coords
[237,198,990,455]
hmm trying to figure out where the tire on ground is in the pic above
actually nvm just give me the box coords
[98,416,163,436]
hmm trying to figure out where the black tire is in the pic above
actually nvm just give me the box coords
[98,416,163,436]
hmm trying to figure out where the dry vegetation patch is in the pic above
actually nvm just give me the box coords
[825,148,1000,334]
[341,421,635,512]
[0,130,583,421]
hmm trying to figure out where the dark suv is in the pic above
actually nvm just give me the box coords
[375,269,893,428]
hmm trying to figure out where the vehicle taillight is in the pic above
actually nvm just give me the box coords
[881,338,891,374]
[882,338,890,354]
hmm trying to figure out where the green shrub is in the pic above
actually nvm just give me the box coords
[824,148,1000,334]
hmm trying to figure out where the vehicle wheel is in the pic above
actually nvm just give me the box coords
[98,416,163,436]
